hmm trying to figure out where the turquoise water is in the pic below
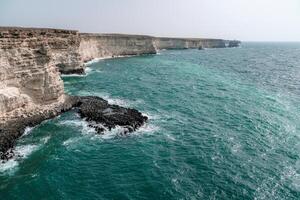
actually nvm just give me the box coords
[1,43,300,199]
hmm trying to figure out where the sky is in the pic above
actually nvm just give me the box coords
[0,0,300,41]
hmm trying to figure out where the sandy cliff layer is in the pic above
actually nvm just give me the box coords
[153,37,226,50]
[79,33,156,62]
[0,27,77,122]
[79,35,232,62]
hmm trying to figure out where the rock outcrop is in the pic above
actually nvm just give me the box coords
[0,96,147,160]
[76,96,147,134]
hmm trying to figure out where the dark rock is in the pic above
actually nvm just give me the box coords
[0,95,147,161]
[75,96,148,134]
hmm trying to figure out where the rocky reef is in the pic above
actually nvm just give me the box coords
[0,26,240,161]
[0,96,147,160]
[76,96,148,134]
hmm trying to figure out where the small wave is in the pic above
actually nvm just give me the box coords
[61,73,86,78]
[78,91,143,108]
[59,119,96,135]
[0,144,39,174]
[92,123,159,140]
[102,95,144,107]
[85,55,136,66]
[142,112,161,120]
[98,126,128,140]
[85,58,106,66]
[22,127,33,137]
[166,134,176,141]
[63,137,81,147]
[41,136,51,144]
[134,124,160,135]
[85,67,92,74]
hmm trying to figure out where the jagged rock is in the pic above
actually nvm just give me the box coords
[0,95,147,160]
[76,96,148,134]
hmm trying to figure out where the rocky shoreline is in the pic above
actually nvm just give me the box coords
[0,95,147,161]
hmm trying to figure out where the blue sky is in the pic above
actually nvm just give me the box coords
[1,0,300,41]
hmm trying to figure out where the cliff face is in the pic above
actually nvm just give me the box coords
[79,33,156,62]
[79,35,232,63]
[153,38,226,50]
[0,27,82,123]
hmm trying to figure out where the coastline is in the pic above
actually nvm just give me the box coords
[0,26,240,161]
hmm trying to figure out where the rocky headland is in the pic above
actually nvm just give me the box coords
[0,26,240,160]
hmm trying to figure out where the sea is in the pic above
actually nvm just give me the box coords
[1,43,300,199]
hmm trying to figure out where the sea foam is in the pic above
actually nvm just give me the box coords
[0,144,39,174]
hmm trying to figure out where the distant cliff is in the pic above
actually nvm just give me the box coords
[79,35,232,63]
[153,37,226,50]
[79,33,156,62]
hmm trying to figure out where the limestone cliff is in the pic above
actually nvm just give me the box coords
[79,33,156,62]
[0,27,82,123]
[153,37,226,50]
[79,34,235,63]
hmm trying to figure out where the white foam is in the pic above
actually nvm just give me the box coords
[100,126,127,140]
[0,144,39,174]
[63,137,81,147]
[59,119,96,135]
[61,73,86,77]
[0,159,18,174]
[85,55,136,66]
[134,124,160,135]
[93,123,159,140]
[166,134,176,141]
[22,127,33,137]
[142,112,160,120]
[41,136,51,144]
[78,91,143,108]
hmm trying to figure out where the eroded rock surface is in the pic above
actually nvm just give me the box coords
[0,27,87,122]
[76,96,148,134]
[0,96,147,160]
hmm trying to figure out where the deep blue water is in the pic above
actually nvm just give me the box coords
[1,43,300,199]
